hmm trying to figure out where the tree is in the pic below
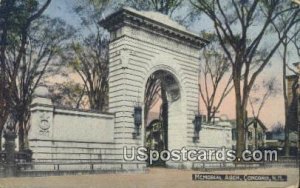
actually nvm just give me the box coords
[271,121,285,136]
[41,1,110,112]
[3,16,74,150]
[73,0,110,30]
[0,0,52,150]
[291,28,300,57]
[68,35,109,111]
[198,32,233,123]
[124,0,183,15]
[270,9,300,155]
[249,78,281,119]
[247,78,280,150]
[49,81,88,109]
[79,0,184,16]
[272,14,300,155]
[0,0,15,151]
[13,16,74,150]
[191,0,300,157]
[121,0,202,27]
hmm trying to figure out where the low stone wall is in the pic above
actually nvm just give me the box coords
[27,95,127,169]
[28,140,121,163]
[29,103,115,143]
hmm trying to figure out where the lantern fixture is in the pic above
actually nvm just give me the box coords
[132,105,142,139]
[193,114,202,142]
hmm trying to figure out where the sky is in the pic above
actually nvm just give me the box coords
[44,1,81,28]
[44,0,299,130]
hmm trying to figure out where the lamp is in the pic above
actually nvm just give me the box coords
[193,114,202,142]
[132,105,142,139]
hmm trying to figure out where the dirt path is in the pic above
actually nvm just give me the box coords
[0,167,298,188]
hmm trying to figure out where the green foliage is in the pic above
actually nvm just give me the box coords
[65,32,109,111]
[49,81,87,108]
[0,0,77,150]
[200,31,217,41]
[0,0,45,45]
[123,0,183,15]
[271,122,284,135]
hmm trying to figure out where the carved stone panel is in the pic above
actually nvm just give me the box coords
[39,112,51,136]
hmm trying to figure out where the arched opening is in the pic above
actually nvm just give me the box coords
[144,70,180,166]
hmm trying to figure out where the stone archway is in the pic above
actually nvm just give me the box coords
[100,7,212,168]
[143,70,181,166]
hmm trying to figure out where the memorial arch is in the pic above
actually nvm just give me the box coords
[100,7,211,167]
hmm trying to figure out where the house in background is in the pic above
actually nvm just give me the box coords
[265,131,298,156]
[246,118,267,150]
[230,117,267,150]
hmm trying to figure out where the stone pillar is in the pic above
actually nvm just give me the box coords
[3,127,17,177]
[29,85,53,139]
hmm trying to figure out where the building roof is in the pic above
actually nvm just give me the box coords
[246,117,267,130]
[99,7,209,49]
[229,117,267,130]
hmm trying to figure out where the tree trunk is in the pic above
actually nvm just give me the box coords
[0,129,2,151]
[236,105,246,158]
[284,117,290,156]
[22,113,31,150]
[18,121,24,151]
[207,106,212,123]
[254,121,257,150]
[234,76,246,159]
[24,130,29,149]
[161,85,168,150]
[282,41,290,156]
[0,1,10,141]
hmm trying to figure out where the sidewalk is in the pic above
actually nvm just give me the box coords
[0,167,298,188]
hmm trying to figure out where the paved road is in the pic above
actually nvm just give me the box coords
[0,167,299,188]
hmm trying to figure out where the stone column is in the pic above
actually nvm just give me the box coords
[3,127,17,177]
